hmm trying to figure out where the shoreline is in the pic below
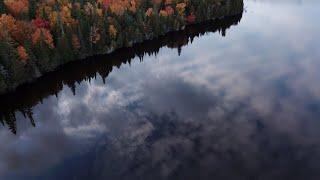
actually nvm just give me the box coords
[0,0,243,95]
[0,12,243,131]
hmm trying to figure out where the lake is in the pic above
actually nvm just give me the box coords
[1,0,320,179]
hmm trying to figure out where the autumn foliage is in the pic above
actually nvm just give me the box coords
[0,0,235,92]
[4,0,29,17]
[17,46,28,61]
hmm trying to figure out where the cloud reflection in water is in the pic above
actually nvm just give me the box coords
[1,1,320,179]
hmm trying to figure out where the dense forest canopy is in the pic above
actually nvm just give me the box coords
[0,0,242,94]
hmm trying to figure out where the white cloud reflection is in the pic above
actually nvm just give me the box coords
[1,1,320,179]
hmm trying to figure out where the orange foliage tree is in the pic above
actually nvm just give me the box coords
[4,0,29,17]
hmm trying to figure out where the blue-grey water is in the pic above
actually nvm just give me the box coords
[1,1,320,179]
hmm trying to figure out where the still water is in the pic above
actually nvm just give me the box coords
[1,0,320,179]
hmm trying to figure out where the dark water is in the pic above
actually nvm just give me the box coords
[1,1,320,179]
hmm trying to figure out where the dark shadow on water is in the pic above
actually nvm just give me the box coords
[0,13,243,134]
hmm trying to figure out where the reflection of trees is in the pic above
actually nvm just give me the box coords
[0,107,35,134]
[0,4,243,134]
[0,112,16,134]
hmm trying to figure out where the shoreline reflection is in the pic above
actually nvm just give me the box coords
[1,1,320,179]
[0,14,243,134]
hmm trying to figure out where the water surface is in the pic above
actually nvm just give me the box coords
[1,1,320,179]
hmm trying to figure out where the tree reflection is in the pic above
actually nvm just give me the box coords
[0,5,243,134]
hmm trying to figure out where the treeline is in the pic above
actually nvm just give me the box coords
[0,12,244,134]
[0,0,242,94]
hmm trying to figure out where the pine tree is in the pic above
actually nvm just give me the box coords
[0,0,6,14]
[29,0,37,19]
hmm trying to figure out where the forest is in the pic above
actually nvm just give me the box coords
[0,0,242,94]
[0,12,243,134]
